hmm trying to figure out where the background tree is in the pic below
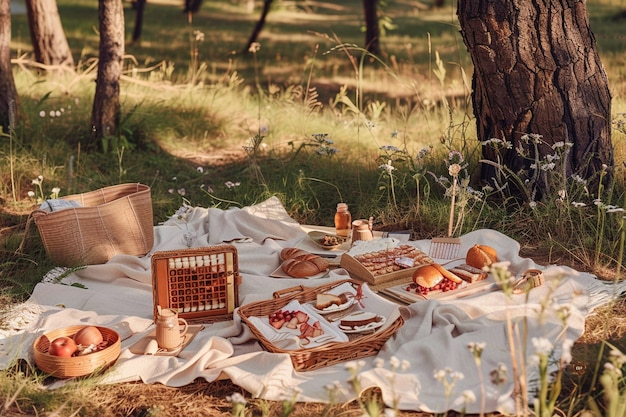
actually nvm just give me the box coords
[25,0,74,69]
[131,0,147,43]
[457,0,613,199]
[90,0,125,150]
[243,0,383,55]
[0,0,18,130]
[362,0,381,55]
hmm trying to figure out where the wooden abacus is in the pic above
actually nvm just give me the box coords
[151,245,242,323]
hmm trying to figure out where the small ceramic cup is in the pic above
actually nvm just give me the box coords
[351,219,373,244]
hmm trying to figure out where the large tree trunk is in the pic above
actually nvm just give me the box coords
[458,0,612,200]
[90,0,124,151]
[362,0,381,56]
[0,0,19,130]
[25,0,74,69]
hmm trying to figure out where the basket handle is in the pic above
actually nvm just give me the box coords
[16,211,40,254]
[272,284,308,299]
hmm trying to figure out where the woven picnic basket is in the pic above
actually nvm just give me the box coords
[238,279,404,371]
[31,183,154,266]
[33,325,121,378]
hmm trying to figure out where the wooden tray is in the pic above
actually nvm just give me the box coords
[340,244,434,290]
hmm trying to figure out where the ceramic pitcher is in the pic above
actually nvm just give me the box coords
[351,217,374,244]
[155,308,189,350]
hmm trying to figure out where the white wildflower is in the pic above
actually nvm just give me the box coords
[226,392,247,405]
[448,163,461,177]
[561,338,574,365]
[248,42,261,53]
[532,337,554,356]
[379,160,395,174]
[462,390,476,404]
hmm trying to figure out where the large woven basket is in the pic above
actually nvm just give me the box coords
[238,279,404,371]
[32,183,154,266]
[33,325,121,378]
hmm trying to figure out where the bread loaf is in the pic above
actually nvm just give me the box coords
[281,256,329,278]
[280,248,310,261]
[279,247,329,277]
[465,244,498,269]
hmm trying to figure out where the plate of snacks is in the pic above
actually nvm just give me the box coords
[337,311,386,334]
[308,231,347,250]
[309,292,355,314]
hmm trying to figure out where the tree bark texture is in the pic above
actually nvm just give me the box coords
[457,0,613,198]
[25,0,75,69]
[0,0,19,130]
[90,0,124,149]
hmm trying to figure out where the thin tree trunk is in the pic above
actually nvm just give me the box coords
[131,0,146,43]
[458,0,612,199]
[25,0,74,69]
[362,0,381,55]
[0,0,19,130]
[244,0,273,53]
[90,0,125,150]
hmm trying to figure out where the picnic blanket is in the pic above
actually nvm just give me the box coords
[1,196,625,413]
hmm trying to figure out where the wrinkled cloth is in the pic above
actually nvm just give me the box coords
[1,196,625,413]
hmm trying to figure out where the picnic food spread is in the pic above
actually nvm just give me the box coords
[19,196,608,414]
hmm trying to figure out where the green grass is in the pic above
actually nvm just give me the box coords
[2,0,626,415]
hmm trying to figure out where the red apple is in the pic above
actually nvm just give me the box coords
[49,336,78,357]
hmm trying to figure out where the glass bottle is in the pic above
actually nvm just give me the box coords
[334,203,351,238]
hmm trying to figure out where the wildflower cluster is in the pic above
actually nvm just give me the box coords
[170,199,196,247]
[27,175,61,204]
[427,150,493,234]
[309,133,339,156]
[376,138,434,211]
[481,133,584,206]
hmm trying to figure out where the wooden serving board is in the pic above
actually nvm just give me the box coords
[380,279,498,305]
[340,245,433,288]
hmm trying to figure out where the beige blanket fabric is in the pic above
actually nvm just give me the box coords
[1,196,624,413]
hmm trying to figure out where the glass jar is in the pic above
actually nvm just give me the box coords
[334,203,351,238]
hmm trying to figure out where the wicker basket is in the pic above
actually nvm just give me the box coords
[31,183,154,266]
[238,279,404,371]
[33,325,121,378]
